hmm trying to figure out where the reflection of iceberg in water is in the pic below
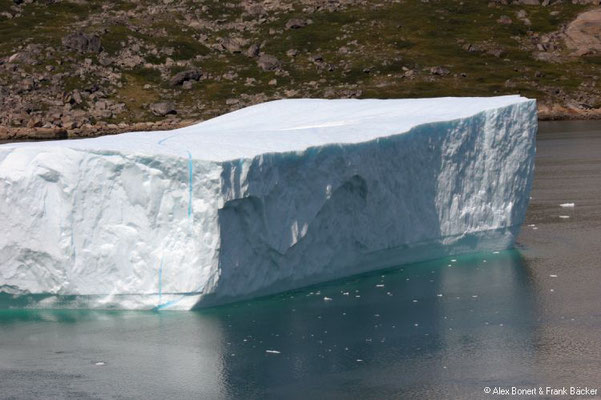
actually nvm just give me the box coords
[213,250,538,398]
[0,310,230,400]
[0,251,539,399]
[435,251,539,387]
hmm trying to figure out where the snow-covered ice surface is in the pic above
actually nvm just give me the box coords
[0,96,537,310]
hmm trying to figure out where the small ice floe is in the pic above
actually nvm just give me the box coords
[472,295,478,298]
[412,299,418,303]
[560,203,575,208]
[559,215,570,219]
[437,294,443,297]
[528,224,536,227]
[414,323,419,327]
[550,289,555,292]
[386,292,393,296]
[265,350,281,354]
[493,251,500,254]
[356,359,363,362]
[342,292,349,296]
[376,284,385,288]
[355,295,361,298]
[323,297,332,302]
[94,361,106,366]
[451,259,457,263]
[550,274,558,278]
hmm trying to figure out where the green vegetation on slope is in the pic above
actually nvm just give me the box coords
[0,0,599,137]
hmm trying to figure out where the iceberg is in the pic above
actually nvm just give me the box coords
[0,96,537,310]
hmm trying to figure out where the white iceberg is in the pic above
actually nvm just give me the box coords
[0,96,537,310]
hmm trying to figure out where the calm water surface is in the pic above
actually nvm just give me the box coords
[1,121,600,399]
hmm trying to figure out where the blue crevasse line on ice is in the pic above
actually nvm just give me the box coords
[156,296,181,310]
[153,138,195,310]
[155,256,195,311]
[157,256,164,307]
[157,132,180,145]
[156,290,201,310]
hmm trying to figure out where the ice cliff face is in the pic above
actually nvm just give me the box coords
[0,97,537,310]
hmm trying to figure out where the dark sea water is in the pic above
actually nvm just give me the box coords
[1,122,601,400]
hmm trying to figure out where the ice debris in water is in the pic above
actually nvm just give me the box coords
[560,203,575,208]
[265,350,281,354]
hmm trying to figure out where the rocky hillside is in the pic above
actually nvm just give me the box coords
[1,0,601,140]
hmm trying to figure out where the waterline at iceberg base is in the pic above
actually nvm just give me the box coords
[0,97,537,310]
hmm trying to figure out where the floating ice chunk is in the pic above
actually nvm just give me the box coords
[265,350,281,354]
[560,203,575,208]
[0,96,536,310]
[376,284,385,288]
[323,297,332,302]
[550,274,558,278]
[559,215,570,219]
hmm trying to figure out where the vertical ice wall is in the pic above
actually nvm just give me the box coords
[208,100,536,305]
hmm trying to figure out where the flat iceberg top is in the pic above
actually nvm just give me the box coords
[2,96,532,162]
